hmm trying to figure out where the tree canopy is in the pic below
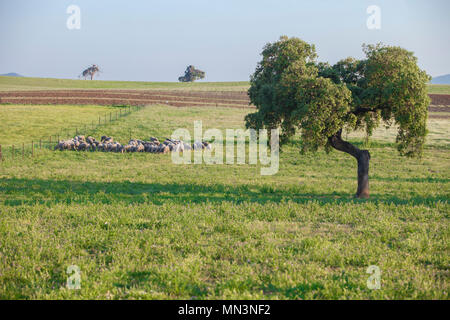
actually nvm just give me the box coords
[245,36,430,197]
[246,36,430,157]
[80,64,100,80]
[178,65,205,82]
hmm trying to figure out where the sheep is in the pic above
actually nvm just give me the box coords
[79,142,89,151]
[203,141,212,150]
[55,141,64,151]
[65,141,74,150]
[54,135,197,155]
[114,143,122,152]
[193,141,203,150]
[101,136,113,143]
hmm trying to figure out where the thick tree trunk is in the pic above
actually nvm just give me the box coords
[328,130,370,198]
[356,150,370,198]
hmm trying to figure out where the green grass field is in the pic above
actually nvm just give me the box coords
[428,85,450,95]
[1,76,449,94]
[0,104,134,145]
[0,76,249,92]
[0,102,448,299]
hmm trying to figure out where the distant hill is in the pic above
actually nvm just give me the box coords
[0,72,24,77]
[431,74,450,85]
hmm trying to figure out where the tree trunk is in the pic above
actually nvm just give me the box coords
[328,130,370,198]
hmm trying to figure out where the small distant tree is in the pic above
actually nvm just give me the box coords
[178,65,205,82]
[80,64,100,80]
[245,36,430,198]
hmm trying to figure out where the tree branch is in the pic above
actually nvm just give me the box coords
[351,107,375,116]
[328,129,363,159]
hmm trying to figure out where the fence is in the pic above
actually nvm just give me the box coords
[0,105,143,163]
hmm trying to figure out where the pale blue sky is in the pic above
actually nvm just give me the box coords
[1,0,449,81]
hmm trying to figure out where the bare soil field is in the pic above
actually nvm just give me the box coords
[1,90,449,116]
[0,90,251,108]
[429,94,450,105]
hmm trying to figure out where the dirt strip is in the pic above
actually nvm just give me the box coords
[0,90,252,108]
[0,89,250,100]
[0,90,249,102]
[1,90,449,109]
[429,94,450,106]
[0,97,254,109]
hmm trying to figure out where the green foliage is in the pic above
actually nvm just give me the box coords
[80,64,100,80]
[178,65,206,82]
[360,44,430,156]
[245,36,431,157]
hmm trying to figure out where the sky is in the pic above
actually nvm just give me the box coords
[0,0,449,81]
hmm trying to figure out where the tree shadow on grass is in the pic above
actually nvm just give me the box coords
[0,177,446,207]
[114,270,209,298]
[262,282,325,299]
[372,176,449,184]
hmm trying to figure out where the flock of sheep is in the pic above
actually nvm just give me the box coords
[54,135,211,153]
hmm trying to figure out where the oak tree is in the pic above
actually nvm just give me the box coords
[80,64,100,80]
[178,65,205,82]
[245,36,430,198]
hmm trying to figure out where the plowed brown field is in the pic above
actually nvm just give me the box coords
[0,90,253,108]
[1,90,449,115]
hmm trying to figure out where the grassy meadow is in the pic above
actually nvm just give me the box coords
[0,102,448,299]
[0,104,134,145]
[1,76,449,94]
[0,76,249,92]
[428,84,450,95]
